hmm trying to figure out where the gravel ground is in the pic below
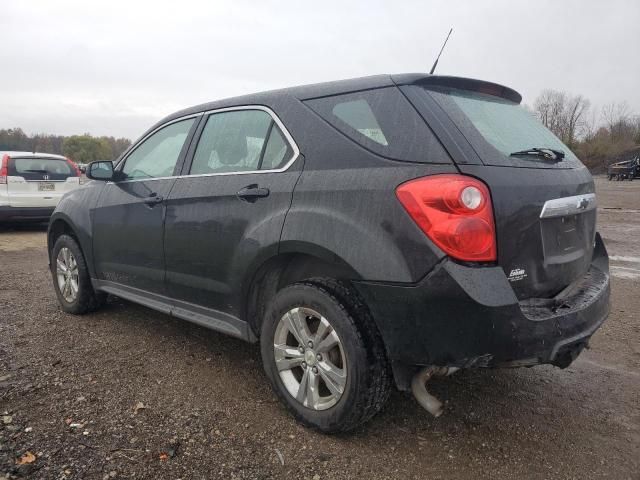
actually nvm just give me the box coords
[1,176,638,480]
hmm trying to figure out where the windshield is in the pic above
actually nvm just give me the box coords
[426,87,582,168]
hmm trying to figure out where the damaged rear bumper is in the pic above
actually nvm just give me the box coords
[353,233,610,386]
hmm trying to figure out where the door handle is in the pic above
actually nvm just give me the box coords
[236,184,270,202]
[143,193,164,206]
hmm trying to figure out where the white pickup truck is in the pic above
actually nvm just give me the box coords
[0,151,82,222]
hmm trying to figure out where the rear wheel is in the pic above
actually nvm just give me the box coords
[51,234,106,314]
[260,279,391,433]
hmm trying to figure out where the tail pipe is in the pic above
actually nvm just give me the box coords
[411,366,459,417]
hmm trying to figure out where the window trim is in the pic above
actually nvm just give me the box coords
[256,120,275,171]
[112,105,300,184]
[114,113,202,183]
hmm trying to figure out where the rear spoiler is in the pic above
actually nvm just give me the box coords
[392,74,522,104]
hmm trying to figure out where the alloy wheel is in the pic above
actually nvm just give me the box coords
[56,247,79,303]
[273,307,347,410]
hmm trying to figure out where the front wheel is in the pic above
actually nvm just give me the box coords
[51,234,106,314]
[260,279,391,433]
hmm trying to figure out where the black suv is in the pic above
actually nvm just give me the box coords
[48,74,610,432]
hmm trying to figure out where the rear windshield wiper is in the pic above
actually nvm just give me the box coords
[24,169,49,173]
[509,147,565,161]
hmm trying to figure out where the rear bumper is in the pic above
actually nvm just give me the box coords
[353,233,610,373]
[0,206,55,221]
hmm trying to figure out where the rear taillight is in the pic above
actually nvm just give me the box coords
[0,154,9,184]
[396,174,497,262]
[65,157,82,177]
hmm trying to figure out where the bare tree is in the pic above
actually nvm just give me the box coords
[564,95,590,147]
[581,108,599,143]
[533,89,590,147]
[602,101,632,140]
[534,89,566,138]
[602,101,631,129]
[633,115,640,144]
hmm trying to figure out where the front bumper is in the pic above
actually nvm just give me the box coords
[0,206,55,222]
[353,233,610,373]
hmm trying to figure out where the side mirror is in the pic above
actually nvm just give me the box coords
[86,161,114,181]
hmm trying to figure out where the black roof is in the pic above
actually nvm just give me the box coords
[151,73,522,134]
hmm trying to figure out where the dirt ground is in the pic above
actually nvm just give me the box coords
[1,176,638,480]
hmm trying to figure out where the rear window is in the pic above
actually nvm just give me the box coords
[425,87,582,168]
[9,157,74,180]
[304,87,450,163]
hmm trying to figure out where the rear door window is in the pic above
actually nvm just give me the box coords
[304,87,449,163]
[189,109,295,175]
[10,157,73,181]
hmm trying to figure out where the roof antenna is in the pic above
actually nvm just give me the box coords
[429,28,453,75]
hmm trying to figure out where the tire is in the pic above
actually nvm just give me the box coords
[260,278,392,433]
[51,234,106,314]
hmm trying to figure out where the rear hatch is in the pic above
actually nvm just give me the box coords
[7,156,80,207]
[402,80,597,300]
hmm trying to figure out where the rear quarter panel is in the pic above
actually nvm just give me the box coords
[277,94,457,282]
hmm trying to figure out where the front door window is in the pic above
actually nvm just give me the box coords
[121,118,195,180]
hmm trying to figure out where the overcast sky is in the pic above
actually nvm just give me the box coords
[1,0,639,140]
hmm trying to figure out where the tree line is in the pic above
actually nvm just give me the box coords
[0,128,131,164]
[532,91,640,172]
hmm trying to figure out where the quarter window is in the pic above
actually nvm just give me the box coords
[121,118,195,180]
[190,109,294,175]
[304,87,448,163]
[332,99,388,146]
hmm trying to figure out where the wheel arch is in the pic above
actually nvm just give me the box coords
[47,213,96,277]
[48,215,77,256]
[243,243,362,337]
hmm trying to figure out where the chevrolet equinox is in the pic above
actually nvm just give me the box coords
[48,74,610,432]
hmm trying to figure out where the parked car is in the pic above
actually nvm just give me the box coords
[47,74,611,432]
[0,151,82,222]
[607,156,640,181]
